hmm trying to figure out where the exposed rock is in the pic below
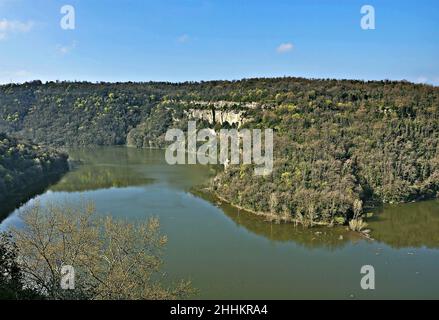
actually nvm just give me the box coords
[184,109,248,127]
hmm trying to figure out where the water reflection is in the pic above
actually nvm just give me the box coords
[58,147,215,191]
[194,190,364,249]
[52,164,155,192]
[1,147,439,251]
[215,195,439,249]
[211,193,439,250]
[369,200,439,249]
[1,147,438,299]
[0,173,65,221]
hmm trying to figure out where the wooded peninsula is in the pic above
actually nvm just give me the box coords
[1,77,438,226]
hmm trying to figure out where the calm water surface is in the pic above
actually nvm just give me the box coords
[1,147,438,299]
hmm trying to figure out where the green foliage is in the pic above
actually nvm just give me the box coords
[9,202,195,300]
[349,219,368,232]
[0,233,41,299]
[213,82,439,224]
[126,103,174,148]
[1,78,438,225]
[0,133,69,203]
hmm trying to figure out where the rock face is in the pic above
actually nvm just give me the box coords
[216,110,246,127]
[126,100,256,148]
[184,109,247,127]
[185,100,261,110]
[170,100,260,127]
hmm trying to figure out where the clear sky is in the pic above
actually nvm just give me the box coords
[0,0,438,85]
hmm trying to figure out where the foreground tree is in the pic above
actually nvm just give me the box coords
[0,233,41,299]
[0,233,25,299]
[10,202,194,300]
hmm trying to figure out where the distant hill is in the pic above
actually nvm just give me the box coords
[0,77,438,225]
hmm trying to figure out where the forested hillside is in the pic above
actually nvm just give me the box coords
[0,133,68,203]
[1,78,438,225]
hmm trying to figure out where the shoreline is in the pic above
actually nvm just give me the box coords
[194,187,377,240]
[0,169,68,223]
[197,187,333,227]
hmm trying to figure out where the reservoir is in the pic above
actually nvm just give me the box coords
[1,147,438,299]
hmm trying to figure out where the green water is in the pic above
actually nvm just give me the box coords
[1,147,438,299]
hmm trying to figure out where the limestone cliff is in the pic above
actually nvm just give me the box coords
[127,100,255,148]
[184,109,248,127]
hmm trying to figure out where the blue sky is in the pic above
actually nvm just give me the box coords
[0,0,438,84]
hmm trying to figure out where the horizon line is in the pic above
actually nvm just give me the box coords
[1,76,437,87]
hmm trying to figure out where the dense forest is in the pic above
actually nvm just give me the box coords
[0,133,68,204]
[0,78,438,225]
